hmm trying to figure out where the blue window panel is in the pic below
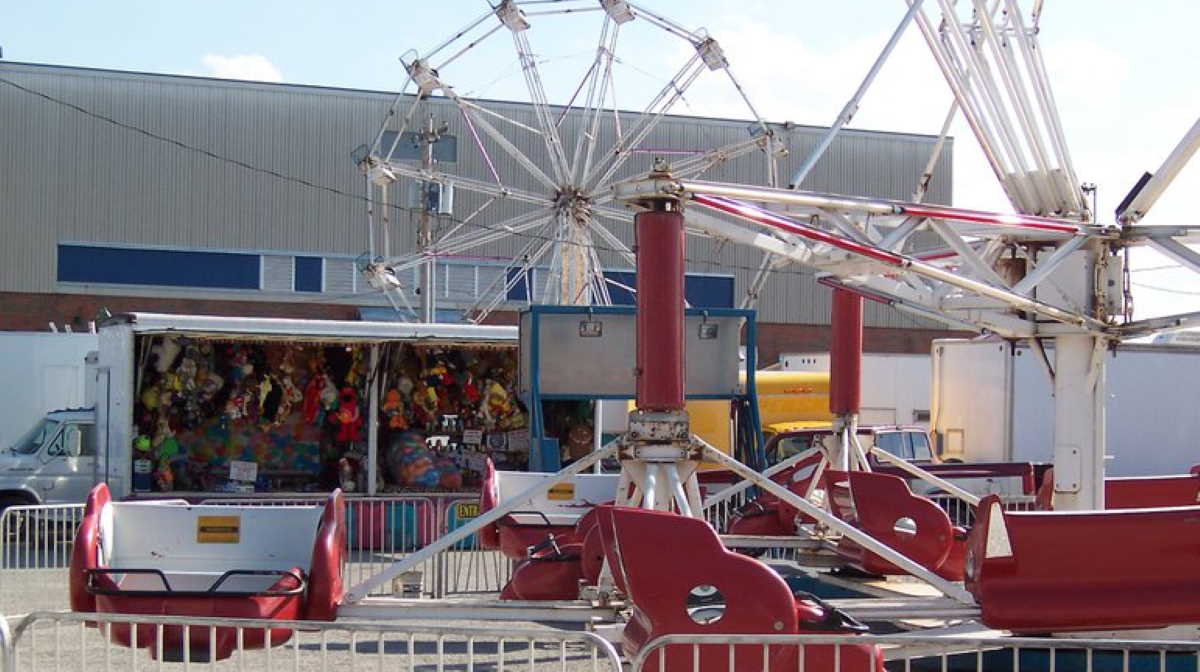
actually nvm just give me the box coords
[599,271,734,308]
[294,256,323,292]
[57,245,260,290]
[685,275,735,308]
[506,268,533,302]
[602,270,637,306]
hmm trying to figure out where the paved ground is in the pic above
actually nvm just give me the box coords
[0,557,618,672]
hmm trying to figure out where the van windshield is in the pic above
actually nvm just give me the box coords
[11,419,60,455]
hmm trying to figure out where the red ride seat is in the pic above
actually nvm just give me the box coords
[727,451,826,538]
[825,470,965,580]
[967,494,1200,632]
[69,484,344,662]
[596,505,882,672]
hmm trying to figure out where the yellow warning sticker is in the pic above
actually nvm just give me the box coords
[547,484,575,501]
[455,502,480,520]
[197,515,240,544]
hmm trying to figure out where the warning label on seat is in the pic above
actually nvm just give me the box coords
[197,515,240,543]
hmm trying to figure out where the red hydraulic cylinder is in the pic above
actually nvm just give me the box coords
[635,208,686,412]
[829,288,863,416]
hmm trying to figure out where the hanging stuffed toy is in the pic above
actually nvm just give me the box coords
[411,381,437,430]
[154,458,175,492]
[382,388,408,430]
[228,346,252,383]
[319,373,339,422]
[397,374,415,400]
[302,374,322,424]
[335,387,363,442]
[151,336,182,373]
[274,374,302,426]
[461,371,481,405]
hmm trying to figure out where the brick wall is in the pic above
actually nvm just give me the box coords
[754,321,969,364]
[0,291,361,331]
[0,291,965,359]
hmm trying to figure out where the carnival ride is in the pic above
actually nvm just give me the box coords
[68,0,1200,668]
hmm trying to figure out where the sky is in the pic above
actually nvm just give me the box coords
[3,0,1198,321]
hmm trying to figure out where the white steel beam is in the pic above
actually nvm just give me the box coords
[700,443,975,604]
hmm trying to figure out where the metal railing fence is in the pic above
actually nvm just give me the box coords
[633,632,1200,672]
[0,493,511,616]
[2,610,623,672]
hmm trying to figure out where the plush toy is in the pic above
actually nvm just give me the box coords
[482,379,510,429]
[335,387,363,442]
[397,375,415,399]
[273,374,302,425]
[154,459,175,492]
[302,375,322,424]
[151,336,182,373]
[423,359,447,387]
[462,372,481,404]
[338,456,357,492]
[319,374,339,413]
[411,381,437,429]
[196,366,223,402]
[382,388,408,430]
[141,383,161,411]
[228,347,248,382]
[177,354,198,391]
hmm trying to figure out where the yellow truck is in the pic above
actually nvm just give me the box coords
[688,370,834,462]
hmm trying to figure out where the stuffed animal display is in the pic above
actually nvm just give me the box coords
[132,339,369,493]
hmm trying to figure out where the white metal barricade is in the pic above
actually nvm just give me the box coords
[632,633,1200,672]
[3,610,623,672]
[200,493,512,599]
[0,504,84,615]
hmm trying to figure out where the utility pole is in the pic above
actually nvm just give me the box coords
[416,114,447,323]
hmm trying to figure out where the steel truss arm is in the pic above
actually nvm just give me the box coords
[675,190,1108,336]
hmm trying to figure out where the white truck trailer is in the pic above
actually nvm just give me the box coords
[931,338,1200,476]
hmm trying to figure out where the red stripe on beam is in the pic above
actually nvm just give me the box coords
[691,194,906,266]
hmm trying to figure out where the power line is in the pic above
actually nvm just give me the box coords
[1132,281,1200,296]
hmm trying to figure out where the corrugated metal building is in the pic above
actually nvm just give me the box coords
[0,61,958,359]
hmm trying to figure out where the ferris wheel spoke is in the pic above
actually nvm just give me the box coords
[571,17,620,183]
[583,53,707,192]
[434,22,507,72]
[383,163,551,208]
[421,8,500,65]
[432,208,555,259]
[432,195,499,244]
[443,89,560,191]
[624,2,704,41]
[469,231,558,321]
[511,30,573,183]
[585,217,637,268]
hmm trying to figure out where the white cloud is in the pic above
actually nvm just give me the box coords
[200,53,283,83]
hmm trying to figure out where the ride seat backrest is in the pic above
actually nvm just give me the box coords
[492,471,621,526]
[826,471,954,571]
[601,505,799,636]
[1105,474,1200,509]
[105,502,323,573]
[988,504,1200,589]
[968,494,1200,631]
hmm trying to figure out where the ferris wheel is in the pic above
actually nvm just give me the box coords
[357,0,784,322]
